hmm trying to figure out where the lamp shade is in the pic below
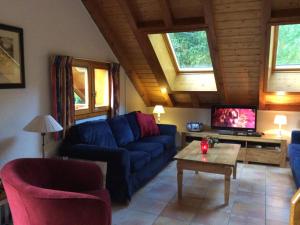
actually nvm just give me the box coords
[24,115,63,134]
[153,105,165,114]
[274,115,287,125]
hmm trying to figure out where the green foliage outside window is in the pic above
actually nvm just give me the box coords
[276,24,300,67]
[74,92,84,104]
[167,31,213,70]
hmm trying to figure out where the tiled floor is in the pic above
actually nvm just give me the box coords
[112,162,296,225]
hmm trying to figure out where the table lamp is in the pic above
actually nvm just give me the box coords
[24,115,63,158]
[153,105,165,123]
[274,115,287,137]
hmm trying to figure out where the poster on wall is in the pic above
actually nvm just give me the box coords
[0,24,25,88]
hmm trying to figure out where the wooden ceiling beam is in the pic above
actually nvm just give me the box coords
[116,0,175,107]
[158,0,173,27]
[138,17,206,34]
[81,0,151,106]
[203,0,227,104]
[191,93,200,108]
[270,8,300,24]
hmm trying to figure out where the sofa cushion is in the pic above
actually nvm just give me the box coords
[136,112,160,138]
[108,115,135,146]
[124,142,164,159]
[289,144,300,168]
[69,120,118,148]
[125,112,141,140]
[128,151,151,172]
[140,135,174,151]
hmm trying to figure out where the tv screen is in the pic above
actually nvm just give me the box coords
[211,105,257,131]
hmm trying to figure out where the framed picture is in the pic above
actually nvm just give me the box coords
[0,24,25,88]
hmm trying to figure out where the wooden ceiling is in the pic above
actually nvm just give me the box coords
[82,0,300,110]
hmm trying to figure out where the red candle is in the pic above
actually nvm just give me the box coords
[201,139,209,154]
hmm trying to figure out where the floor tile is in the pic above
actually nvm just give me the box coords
[153,216,189,225]
[228,215,265,225]
[266,219,289,225]
[111,161,294,225]
[160,202,198,223]
[266,195,291,209]
[129,195,168,216]
[192,208,230,225]
[266,206,290,223]
[231,202,265,220]
[112,208,157,225]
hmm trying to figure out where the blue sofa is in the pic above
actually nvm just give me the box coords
[288,131,300,188]
[60,112,177,202]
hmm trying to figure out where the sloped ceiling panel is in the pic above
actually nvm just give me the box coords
[83,0,300,110]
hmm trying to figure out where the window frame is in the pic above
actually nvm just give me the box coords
[72,58,110,120]
[163,30,214,74]
[271,24,300,72]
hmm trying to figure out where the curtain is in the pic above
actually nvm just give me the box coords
[50,56,75,140]
[108,63,120,118]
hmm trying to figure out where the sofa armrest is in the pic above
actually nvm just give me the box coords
[65,144,131,202]
[158,124,177,136]
[292,131,300,144]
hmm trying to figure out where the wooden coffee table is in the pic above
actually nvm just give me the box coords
[174,141,240,205]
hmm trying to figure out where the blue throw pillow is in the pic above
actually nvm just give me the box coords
[125,112,141,140]
[108,115,135,146]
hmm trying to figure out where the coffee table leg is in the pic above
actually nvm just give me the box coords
[233,162,237,179]
[224,167,232,205]
[177,169,183,200]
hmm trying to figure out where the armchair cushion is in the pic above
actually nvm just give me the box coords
[108,115,134,146]
[140,135,174,151]
[124,141,164,159]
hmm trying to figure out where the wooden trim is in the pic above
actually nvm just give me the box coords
[163,32,214,75]
[116,0,174,107]
[259,0,272,109]
[203,0,227,104]
[270,8,300,25]
[271,26,279,72]
[290,188,300,225]
[75,110,108,120]
[72,58,110,119]
[138,17,206,34]
[81,0,151,106]
[191,93,200,107]
[158,0,173,27]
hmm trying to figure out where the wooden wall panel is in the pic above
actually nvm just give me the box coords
[272,0,300,10]
[213,0,262,105]
[169,0,204,19]
[84,0,300,109]
[131,0,163,22]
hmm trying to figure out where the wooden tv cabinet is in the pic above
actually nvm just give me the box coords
[181,131,287,167]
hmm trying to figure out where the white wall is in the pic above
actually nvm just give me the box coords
[150,107,300,145]
[0,0,145,168]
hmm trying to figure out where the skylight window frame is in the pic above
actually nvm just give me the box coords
[271,24,300,72]
[163,30,214,74]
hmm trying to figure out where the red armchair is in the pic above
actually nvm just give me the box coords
[0,158,111,225]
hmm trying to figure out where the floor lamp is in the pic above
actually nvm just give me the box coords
[24,115,63,158]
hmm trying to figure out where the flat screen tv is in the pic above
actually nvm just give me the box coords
[211,105,257,131]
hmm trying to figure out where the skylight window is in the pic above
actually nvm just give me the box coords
[274,24,300,70]
[166,31,213,72]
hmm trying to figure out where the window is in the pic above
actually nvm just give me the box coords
[72,59,110,119]
[271,24,300,71]
[165,31,213,72]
